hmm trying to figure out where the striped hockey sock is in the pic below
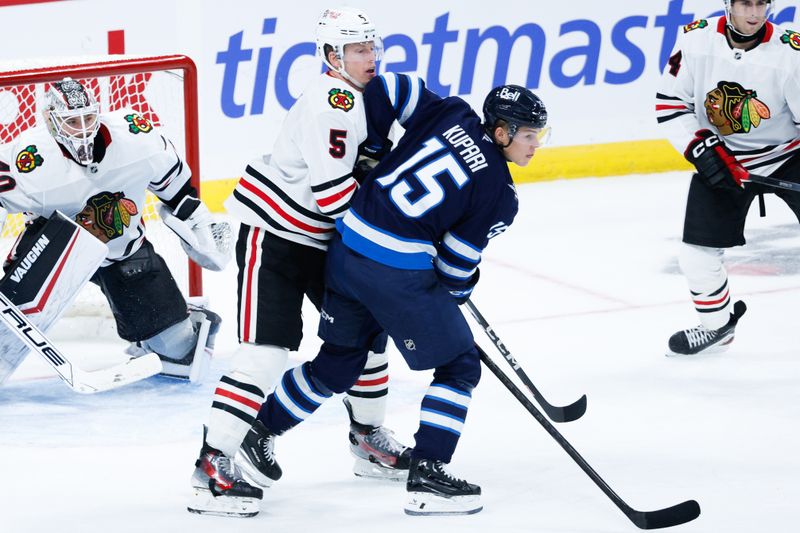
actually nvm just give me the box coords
[206,374,265,457]
[257,362,332,434]
[414,382,472,463]
[346,350,388,427]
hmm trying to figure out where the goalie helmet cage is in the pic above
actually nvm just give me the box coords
[0,55,203,332]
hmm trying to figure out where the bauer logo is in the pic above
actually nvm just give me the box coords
[9,234,50,283]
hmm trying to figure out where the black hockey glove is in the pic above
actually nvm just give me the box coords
[439,268,480,306]
[684,129,749,191]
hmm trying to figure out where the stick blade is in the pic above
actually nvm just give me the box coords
[630,500,701,530]
[74,353,163,393]
[547,393,587,423]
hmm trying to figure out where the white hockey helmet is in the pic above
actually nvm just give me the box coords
[316,6,383,88]
[724,0,775,38]
[43,78,100,165]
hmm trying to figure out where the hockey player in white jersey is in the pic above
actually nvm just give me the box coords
[655,0,800,355]
[0,78,230,383]
[188,6,409,518]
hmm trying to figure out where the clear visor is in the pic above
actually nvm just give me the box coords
[515,126,552,147]
[727,0,774,36]
[341,38,384,65]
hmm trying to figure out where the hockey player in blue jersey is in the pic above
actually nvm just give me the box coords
[253,74,548,516]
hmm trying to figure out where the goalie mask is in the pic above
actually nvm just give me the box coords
[483,84,550,145]
[43,78,100,165]
[724,0,774,39]
[316,6,383,89]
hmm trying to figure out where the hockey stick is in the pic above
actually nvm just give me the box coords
[478,344,700,529]
[465,299,587,422]
[0,291,162,393]
[747,173,800,193]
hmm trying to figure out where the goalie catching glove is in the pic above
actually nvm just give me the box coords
[684,129,749,192]
[159,196,232,271]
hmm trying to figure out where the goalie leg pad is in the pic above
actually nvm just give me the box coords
[93,240,188,341]
[0,212,107,384]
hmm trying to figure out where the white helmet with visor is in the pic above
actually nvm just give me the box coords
[43,78,100,165]
[316,6,383,88]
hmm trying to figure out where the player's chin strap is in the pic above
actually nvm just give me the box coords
[159,196,232,272]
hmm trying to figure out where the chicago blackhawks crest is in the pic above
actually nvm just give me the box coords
[780,29,800,51]
[328,88,355,111]
[704,81,770,135]
[75,191,139,242]
[683,19,708,33]
[124,113,153,134]
[15,145,43,173]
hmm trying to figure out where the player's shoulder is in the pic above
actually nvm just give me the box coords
[101,109,165,153]
[303,73,363,121]
[769,22,800,58]
[677,16,718,49]
[6,125,70,179]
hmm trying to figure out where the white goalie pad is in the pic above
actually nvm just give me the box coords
[0,212,109,384]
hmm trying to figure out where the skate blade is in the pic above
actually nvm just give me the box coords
[187,486,260,518]
[404,491,482,516]
[665,334,735,357]
[235,450,276,488]
[353,457,407,482]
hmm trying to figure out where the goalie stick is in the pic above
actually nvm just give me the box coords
[0,291,162,393]
[478,343,700,530]
[465,299,587,422]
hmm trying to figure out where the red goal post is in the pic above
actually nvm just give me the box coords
[0,54,203,297]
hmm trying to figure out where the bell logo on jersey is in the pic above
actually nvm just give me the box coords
[75,191,139,242]
[683,19,708,33]
[780,30,800,51]
[15,145,43,173]
[704,81,770,136]
[328,88,355,112]
[124,113,153,134]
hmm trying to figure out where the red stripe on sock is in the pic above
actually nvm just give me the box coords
[215,387,261,411]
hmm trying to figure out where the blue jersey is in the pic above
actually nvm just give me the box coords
[338,73,518,286]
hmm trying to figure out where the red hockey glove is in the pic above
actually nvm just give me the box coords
[684,130,749,191]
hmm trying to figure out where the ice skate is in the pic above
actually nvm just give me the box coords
[345,398,411,481]
[404,457,482,516]
[667,300,746,356]
[236,419,282,488]
[187,429,263,517]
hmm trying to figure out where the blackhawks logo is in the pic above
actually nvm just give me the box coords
[683,19,708,33]
[780,29,800,51]
[328,88,355,111]
[75,191,139,242]
[15,145,43,173]
[124,113,153,134]
[704,81,770,135]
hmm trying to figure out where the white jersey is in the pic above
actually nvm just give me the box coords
[656,17,800,175]
[0,109,191,264]
[225,72,366,250]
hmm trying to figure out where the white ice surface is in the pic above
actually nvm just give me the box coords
[2,171,799,533]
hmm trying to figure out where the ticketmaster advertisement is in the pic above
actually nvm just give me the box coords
[0,0,798,186]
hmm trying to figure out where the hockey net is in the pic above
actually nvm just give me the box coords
[0,55,202,337]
